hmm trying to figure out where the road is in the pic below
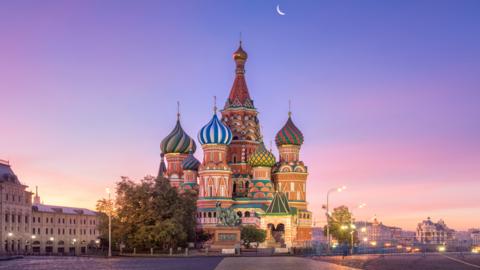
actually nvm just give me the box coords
[0,256,357,270]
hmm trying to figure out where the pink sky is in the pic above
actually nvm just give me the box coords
[1,1,480,231]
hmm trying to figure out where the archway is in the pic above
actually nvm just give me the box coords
[271,223,286,248]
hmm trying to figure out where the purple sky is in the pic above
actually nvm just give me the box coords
[1,0,479,230]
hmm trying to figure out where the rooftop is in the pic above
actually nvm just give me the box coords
[32,203,97,216]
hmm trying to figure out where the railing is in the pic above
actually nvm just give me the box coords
[197,218,218,224]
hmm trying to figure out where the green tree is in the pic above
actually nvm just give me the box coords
[96,175,198,252]
[324,205,358,247]
[241,225,267,248]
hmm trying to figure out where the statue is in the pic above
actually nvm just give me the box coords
[215,201,241,227]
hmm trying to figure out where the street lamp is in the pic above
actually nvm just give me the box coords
[106,188,112,257]
[326,185,346,251]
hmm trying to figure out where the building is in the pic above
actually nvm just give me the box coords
[470,229,480,246]
[356,218,402,247]
[156,42,312,248]
[0,160,100,255]
[416,217,455,245]
[0,160,32,254]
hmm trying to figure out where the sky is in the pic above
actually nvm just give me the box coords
[1,0,479,231]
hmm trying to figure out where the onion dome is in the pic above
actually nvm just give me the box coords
[275,114,304,146]
[198,114,232,145]
[248,141,276,167]
[160,119,196,154]
[182,150,200,171]
[233,42,248,61]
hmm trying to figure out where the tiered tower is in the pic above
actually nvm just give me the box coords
[246,140,276,203]
[160,110,196,187]
[197,107,234,213]
[273,111,308,210]
[221,42,261,197]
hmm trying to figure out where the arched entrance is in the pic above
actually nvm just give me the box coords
[266,223,286,248]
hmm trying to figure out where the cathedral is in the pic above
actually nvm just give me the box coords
[157,42,312,248]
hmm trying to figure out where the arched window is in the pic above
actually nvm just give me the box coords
[232,155,237,163]
[208,212,212,218]
[237,211,243,217]
[245,211,251,217]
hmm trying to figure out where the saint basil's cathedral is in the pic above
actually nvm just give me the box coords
[157,42,312,248]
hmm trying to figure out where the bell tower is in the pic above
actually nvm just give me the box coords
[221,42,261,197]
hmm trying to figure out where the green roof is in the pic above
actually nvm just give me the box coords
[266,192,291,215]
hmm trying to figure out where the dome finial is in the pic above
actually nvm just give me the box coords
[288,99,292,118]
[239,32,242,46]
[213,96,217,114]
[177,101,180,120]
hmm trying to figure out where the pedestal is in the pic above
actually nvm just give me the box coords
[210,227,241,250]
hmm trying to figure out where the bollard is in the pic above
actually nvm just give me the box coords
[169,247,173,256]
[133,247,136,255]
[150,248,153,255]
[185,248,188,256]
[205,247,208,255]
[120,246,123,255]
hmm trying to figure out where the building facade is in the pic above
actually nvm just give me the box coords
[416,217,455,245]
[470,229,480,247]
[356,218,402,247]
[0,160,32,254]
[156,42,312,248]
[0,160,100,255]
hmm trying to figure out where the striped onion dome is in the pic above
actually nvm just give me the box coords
[198,114,232,145]
[275,115,304,146]
[182,151,200,171]
[160,120,196,154]
[248,141,276,167]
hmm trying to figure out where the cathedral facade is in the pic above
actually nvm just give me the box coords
[157,43,312,248]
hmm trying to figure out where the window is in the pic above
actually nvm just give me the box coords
[5,214,8,223]
[18,215,21,223]
[32,228,35,234]
[25,216,28,223]
[46,228,48,235]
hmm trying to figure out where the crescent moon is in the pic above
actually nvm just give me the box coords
[276,5,286,16]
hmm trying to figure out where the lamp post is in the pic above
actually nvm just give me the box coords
[106,188,112,257]
[326,185,346,252]
[355,203,367,250]
[7,232,13,254]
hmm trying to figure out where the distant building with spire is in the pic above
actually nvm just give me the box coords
[157,42,312,248]
[0,160,99,255]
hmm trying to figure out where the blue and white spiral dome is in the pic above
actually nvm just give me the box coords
[198,114,232,145]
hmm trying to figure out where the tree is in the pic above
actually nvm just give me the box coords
[324,205,358,247]
[241,225,267,248]
[96,175,198,252]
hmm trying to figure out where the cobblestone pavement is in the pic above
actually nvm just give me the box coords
[315,253,480,270]
[215,257,360,270]
[0,256,359,270]
[0,256,224,270]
